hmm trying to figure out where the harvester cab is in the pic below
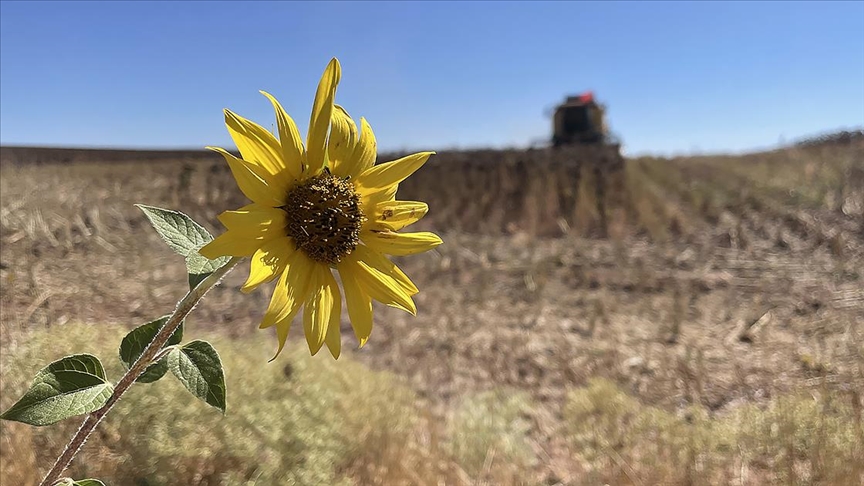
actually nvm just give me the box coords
[551,91,612,147]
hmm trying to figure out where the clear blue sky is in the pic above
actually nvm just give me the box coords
[1,1,862,156]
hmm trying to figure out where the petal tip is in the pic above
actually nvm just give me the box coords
[390,300,417,317]
[268,340,286,362]
[259,90,278,104]
[308,340,325,356]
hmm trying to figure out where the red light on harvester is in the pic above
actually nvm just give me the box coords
[579,92,594,103]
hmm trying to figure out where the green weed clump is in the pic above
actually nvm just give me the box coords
[563,378,864,485]
[447,388,536,482]
[0,323,420,486]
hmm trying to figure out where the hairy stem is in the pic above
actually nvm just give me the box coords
[39,256,243,486]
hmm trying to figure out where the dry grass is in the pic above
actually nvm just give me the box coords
[1,137,863,484]
[563,377,863,485]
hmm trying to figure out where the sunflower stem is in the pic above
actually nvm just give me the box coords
[38,256,243,486]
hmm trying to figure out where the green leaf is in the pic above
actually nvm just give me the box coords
[136,204,212,256]
[135,204,230,289]
[186,248,230,290]
[73,480,106,486]
[168,340,226,413]
[35,353,107,381]
[0,354,113,426]
[118,316,183,383]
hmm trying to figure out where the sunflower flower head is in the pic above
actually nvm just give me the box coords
[199,58,442,360]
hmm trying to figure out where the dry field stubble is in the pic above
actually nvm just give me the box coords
[1,137,863,485]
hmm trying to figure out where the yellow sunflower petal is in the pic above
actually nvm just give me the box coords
[223,109,287,182]
[260,91,304,181]
[328,105,358,178]
[343,252,416,315]
[354,152,434,194]
[369,200,428,231]
[337,263,373,346]
[306,58,341,176]
[207,146,285,207]
[322,270,343,359]
[362,230,443,256]
[198,230,262,259]
[269,304,304,362]
[216,204,286,239]
[361,183,399,218]
[342,117,377,181]
[241,237,293,294]
[352,244,419,295]
[303,265,335,356]
[259,250,315,329]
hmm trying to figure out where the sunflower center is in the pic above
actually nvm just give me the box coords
[283,172,365,265]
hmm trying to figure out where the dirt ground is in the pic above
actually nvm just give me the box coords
[1,136,863,483]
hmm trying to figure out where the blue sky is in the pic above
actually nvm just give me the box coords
[1,1,862,156]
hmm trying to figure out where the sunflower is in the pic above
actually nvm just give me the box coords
[199,58,442,360]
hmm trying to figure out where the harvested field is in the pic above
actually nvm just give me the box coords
[1,135,863,485]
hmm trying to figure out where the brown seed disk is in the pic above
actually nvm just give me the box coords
[283,173,365,265]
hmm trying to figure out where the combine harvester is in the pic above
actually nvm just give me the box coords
[550,91,627,237]
[551,91,625,170]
